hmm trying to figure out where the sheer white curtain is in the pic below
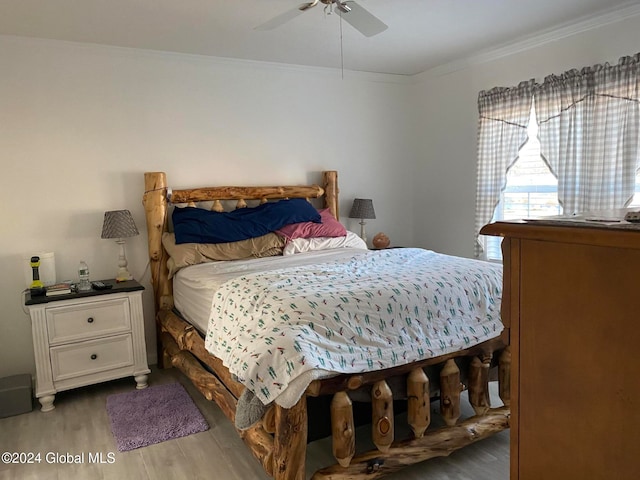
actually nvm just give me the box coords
[474,80,534,258]
[535,54,640,214]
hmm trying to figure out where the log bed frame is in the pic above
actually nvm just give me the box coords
[142,170,510,479]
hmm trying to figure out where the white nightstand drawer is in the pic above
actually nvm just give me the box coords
[50,334,134,381]
[46,298,131,345]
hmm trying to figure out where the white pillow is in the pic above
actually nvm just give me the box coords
[283,231,367,255]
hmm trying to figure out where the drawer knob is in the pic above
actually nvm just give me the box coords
[87,317,94,323]
[90,354,98,360]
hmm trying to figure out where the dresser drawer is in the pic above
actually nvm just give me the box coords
[50,334,134,381]
[46,298,131,345]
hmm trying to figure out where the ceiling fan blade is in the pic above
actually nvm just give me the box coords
[340,1,388,37]
[254,2,318,31]
[300,0,320,11]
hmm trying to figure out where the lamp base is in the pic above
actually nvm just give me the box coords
[115,239,133,282]
[115,271,133,283]
[359,220,368,244]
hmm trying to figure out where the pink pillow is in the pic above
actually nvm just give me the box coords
[276,208,346,241]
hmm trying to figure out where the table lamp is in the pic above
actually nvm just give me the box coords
[349,198,376,243]
[101,210,139,282]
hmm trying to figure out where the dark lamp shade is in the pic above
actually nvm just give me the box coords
[101,210,139,239]
[348,198,376,220]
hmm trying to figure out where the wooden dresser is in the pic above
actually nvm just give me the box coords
[480,220,640,480]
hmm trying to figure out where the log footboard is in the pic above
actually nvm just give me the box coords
[158,309,510,480]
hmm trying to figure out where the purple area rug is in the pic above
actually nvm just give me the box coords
[106,382,209,452]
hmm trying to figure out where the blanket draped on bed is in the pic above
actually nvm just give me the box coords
[204,248,503,410]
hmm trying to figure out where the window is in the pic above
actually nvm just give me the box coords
[487,105,561,261]
[486,104,640,262]
[631,171,640,207]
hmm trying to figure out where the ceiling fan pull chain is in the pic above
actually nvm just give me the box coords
[340,11,344,79]
[325,3,333,16]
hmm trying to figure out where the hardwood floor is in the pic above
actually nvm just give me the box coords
[0,367,508,480]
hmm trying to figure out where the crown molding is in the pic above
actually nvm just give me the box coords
[413,2,640,81]
[0,33,412,85]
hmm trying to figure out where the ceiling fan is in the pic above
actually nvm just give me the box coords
[256,0,388,37]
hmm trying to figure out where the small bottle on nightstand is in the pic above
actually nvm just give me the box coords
[78,260,91,291]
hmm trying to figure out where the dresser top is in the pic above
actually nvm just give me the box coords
[481,218,640,250]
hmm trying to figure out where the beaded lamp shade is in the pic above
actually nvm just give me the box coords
[348,198,376,243]
[101,210,139,239]
[101,210,139,282]
[348,199,376,220]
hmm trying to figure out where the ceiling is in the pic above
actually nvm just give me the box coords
[0,0,638,76]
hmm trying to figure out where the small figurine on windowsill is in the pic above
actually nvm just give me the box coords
[372,232,390,249]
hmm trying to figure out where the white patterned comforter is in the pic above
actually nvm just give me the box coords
[204,248,503,407]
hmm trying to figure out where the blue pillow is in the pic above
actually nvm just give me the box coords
[173,198,321,244]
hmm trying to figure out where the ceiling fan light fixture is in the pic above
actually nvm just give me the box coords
[256,0,387,37]
[319,0,351,14]
[334,1,351,14]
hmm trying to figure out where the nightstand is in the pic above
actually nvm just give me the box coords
[25,279,150,412]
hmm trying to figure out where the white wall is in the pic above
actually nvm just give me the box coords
[411,13,640,258]
[0,36,414,378]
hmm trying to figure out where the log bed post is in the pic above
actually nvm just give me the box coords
[468,354,492,416]
[143,172,174,368]
[273,397,308,480]
[322,171,339,220]
[440,359,461,426]
[372,380,394,453]
[330,391,355,467]
[499,346,511,406]
[407,367,431,438]
[143,172,173,313]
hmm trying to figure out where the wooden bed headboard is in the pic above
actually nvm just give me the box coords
[142,171,339,316]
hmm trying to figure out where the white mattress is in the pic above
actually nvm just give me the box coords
[173,249,368,333]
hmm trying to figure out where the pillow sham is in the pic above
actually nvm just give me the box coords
[162,232,285,277]
[276,208,347,241]
[172,198,321,244]
[283,231,368,255]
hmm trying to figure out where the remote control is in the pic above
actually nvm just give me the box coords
[91,281,112,290]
